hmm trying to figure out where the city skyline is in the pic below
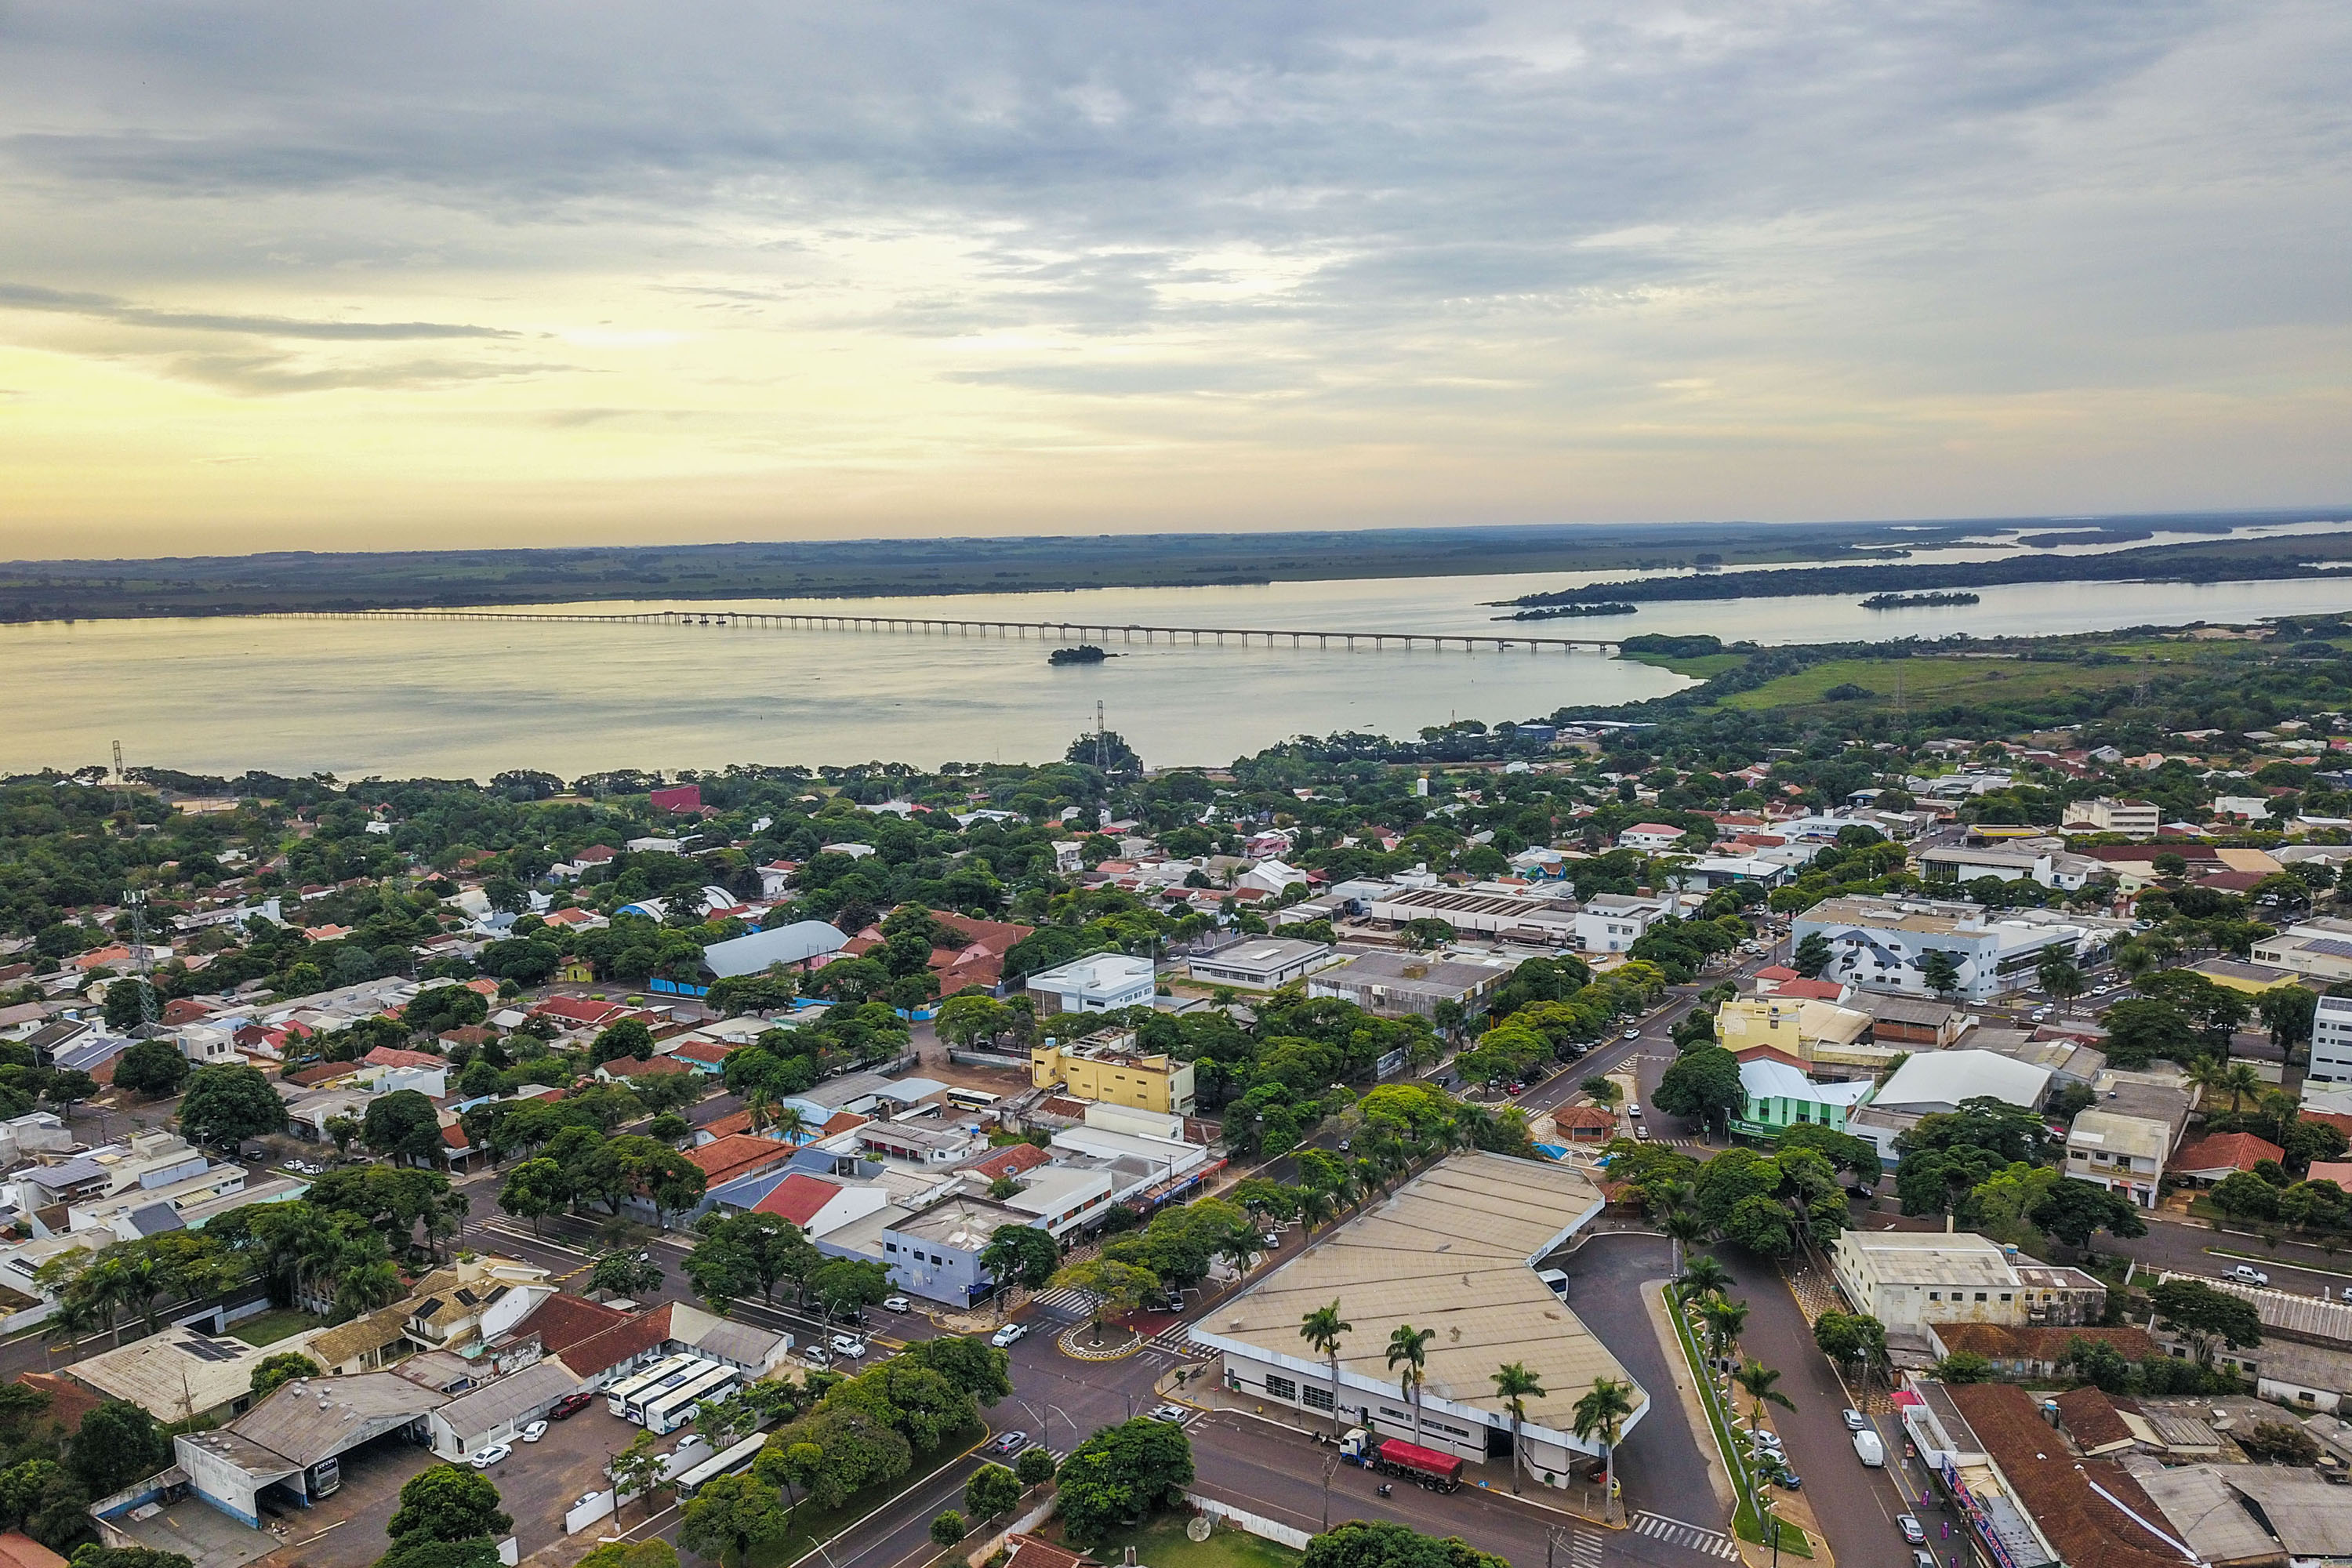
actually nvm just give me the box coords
[2,0,2347,557]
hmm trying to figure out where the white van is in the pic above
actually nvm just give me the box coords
[1853,1429,1886,1468]
[1535,1269,1570,1300]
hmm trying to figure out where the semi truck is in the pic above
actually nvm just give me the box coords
[1339,1429,1466,1492]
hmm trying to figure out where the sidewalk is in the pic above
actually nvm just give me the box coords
[1163,1352,1620,1528]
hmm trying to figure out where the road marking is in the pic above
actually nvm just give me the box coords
[1632,1512,1739,1559]
[1568,1528,1606,1568]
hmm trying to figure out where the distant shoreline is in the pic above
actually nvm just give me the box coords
[1,508,2337,623]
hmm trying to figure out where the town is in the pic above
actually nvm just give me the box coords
[6,618,2352,1568]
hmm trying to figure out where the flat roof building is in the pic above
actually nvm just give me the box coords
[1184,938,1337,992]
[1189,1152,1643,1486]
[1793,896,2110,1003]
[1031,1027,1195,1116]
[1024,953,1156,1014]
[1832,1232,2104,1331]
[1305,951,1508,1020]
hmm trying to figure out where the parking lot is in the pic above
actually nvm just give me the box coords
[477,1399,648,1553]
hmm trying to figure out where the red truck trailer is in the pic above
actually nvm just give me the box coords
[1345,1432,1465,1492]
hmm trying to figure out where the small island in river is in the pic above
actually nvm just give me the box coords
[1500,601,1639,622]
[1048,644,1113,664]
[1860,591,1981,609]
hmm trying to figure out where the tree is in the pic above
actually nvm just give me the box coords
[1698,1298,1749,1363]
[1733,1360,1795,1425]
[68,1551,194,1568]
[1572,1377,1635,1523]
[1791,932,1832,978]
[1015,1447,1057,1486]
[1931,1352,1993,1384]
[376,1545,501,1568]
[928,1512,967,1548]
[2257,985,2318,1058]
[2150,1279,2262,1366]
[593,1251,666,1300]
[964,1463,1022,1520]
[1679,1254,1733,1302]
[979,1225,1060,1292]
[497,1158,568,1235]
[897,1336,1014,1406]
[1812,1312,1887,1383]
[2028,1178,2150,1254]
[1299,1301,1352,1439]
[679,1473,792,1568]
[1721,1194,1796,1257]
[1385,1324,1436,1447]
[1301,1521,1508,1568]
[363,1090,447,1163]
[593,1020,657,1065]
[1663,1209,1708,1280]
[1053,1419,1194,1541]
[2036,951,2084,1011]
[177,1064,289,1145]
[1490,1363,1546,1494]
[111,1039,190,1098]
[2063,1337,2132,1394]
[1049,1258,1157,1343]
[249,1352,321,1399]
[610,1429,670,1519]
[387,1465,513,1544]
[576,1544,681,1568]
[1919,949,1962,998]
[69,1400,171,1497]
[1653,1047,1742,1135]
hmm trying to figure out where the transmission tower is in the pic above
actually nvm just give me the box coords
[1094,700,1108,771]
[124,888,158,1028]
[111,740,131,817]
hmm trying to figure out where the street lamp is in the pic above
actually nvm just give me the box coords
[1322,1449,1343,1531]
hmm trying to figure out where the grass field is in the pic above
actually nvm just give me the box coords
[1717,650,2230,713]
[229,1308,321,1347]
[1625,652,1747,678]
[1083,1514,1303,1568]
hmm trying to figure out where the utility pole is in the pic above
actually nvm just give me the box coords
[111,740,131,818]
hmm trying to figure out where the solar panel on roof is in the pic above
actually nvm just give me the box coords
[2303,938,2352,959]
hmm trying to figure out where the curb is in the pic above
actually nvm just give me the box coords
[1057,1324,1145,1361]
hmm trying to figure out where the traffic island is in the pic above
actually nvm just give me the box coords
[1059,1322,1144,1360]
[1660,1284,1821,1564]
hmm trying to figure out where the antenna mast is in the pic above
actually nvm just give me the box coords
[125,888,158,1028]
[1095,701,1107,771]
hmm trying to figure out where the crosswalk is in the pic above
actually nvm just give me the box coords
[1566,1528,1606,1568]
[1146,1323,1200,1356]
[1029,1286,1099,1319]
[1632,1512,1739,1560]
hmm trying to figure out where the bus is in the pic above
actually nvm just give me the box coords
[642,1363,742,1436]
[945,1087,1000,1112]
[673,1432,770,1500]
[607,1355,701,1422]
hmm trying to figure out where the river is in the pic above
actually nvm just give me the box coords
[7,561,2350,779]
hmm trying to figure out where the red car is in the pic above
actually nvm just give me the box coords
[548,1392,596,1421]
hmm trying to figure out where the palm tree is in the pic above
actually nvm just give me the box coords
[1573,1377,1635,1523]
[1385,1323,1437,1446]
[1700,1298,1750,1363]
[772,1104,810,1145]
[1298,1188,1337,1233]
[742,1083,775,1135]
[1491,1363,1547,1495]
[2187,1055,2231,1110]
[1733,1359,1796,1427]
[2222,1062,2264,1112]
[1664,1210,1708,1281]
[1679,1254,1734,1302]
[1299,1302,1351,1437]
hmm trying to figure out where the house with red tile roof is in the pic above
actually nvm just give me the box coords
[365,1045,445,1070]
[594,1054,691,1083]
[686,1134,804,1189]
[666,1039,733,1073]
[508,1291,633,1361]
[2169,1131,2285,1183]
[965,1143,1051,1184]
[532,995,630,1029]
[841,912,1038,996]
[752,1172,888,1236]
[561,1303,675,1385]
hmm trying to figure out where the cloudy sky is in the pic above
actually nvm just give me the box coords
[2,1,2347,557]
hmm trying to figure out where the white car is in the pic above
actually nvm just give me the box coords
[830,1334,867,1358]
[1622,1027,1642,1040]
[1148,1404,1189,1424]
[1842,1409,1867,1432]
[1262,1232,1280,1249]
[884,1295,912,1313]
[519,1420,548,1443]
[991,1323,1029,1348]
[801,1344,832,1367]
[1627,1102,1642,1118]
[470,1443,511,1469]
[2229,1265,2270,1287]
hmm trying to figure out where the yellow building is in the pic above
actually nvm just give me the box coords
[1715,996,1893,1075]
[1030,1028,1196,1116]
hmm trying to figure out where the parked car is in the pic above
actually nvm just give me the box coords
[831,1334,867,1357]
[470,1444,511,1469]
[2229,1265,2270,1286]
[1627,1102,1642,1118]
[801,1344,832,1367]
[884,1295,912,1312]
[1262,1232,1280,1248]
[1842,1408,1867,1431]
[519,1420,549,1443]
[550,1392,594,1420]
[1915,1552,1938,1568]
[1899,1517,1926,1544]
[1148,1404,1189,1424]
[985,1430,1029,1457]
[991,1323,1029,1348]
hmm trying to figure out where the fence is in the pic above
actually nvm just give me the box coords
[961,1494,1062,1565]
[1183,1494,1314,1550]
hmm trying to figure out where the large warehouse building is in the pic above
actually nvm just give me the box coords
[1188,1152,1646,1487]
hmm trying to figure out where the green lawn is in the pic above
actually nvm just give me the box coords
[1720,655,2151,713]
[229,1308,323,1347]
[1083,1514,1302,1568]
[1624,652,1747,679]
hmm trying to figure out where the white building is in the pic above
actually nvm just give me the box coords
[1574,892,1686,954]
[1023,953,1156,1014]
[1237,859,1308,896]
[1831,1232,2106,1331]
[2311,995,2352,1090]
[2252,920,2352,987]
[1185,938,1337,991]
[1616,823,1689,852]
[2064,1109,2174,1210]
[1791,896,2107,1003]
[1915,844,2103,892]
[2061,798,2161,838]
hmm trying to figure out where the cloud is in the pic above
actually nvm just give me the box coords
[0,281,514,339]
[162,352,568,395]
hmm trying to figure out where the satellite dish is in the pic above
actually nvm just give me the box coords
[1187,1518,1212,1544]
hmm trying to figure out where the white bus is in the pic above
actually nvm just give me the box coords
[673,1432,770,1500]
[607,1355,701,1422]
[643,1363,742,1436]
[945,1087,1000,1112]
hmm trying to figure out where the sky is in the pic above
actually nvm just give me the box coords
[2,1,2348,559]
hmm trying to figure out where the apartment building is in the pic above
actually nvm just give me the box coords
[2060,798,2162,838]
[1030,1027,1196,1116]
[1831,1232,2105,1331]
[2310,993,2352,1089]
[1791,896,2108,1003]
[2250,919,2352,985]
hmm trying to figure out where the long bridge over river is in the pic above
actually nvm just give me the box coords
[278,606,1624,655]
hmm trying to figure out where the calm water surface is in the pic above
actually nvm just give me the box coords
[7,561,2350,779]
